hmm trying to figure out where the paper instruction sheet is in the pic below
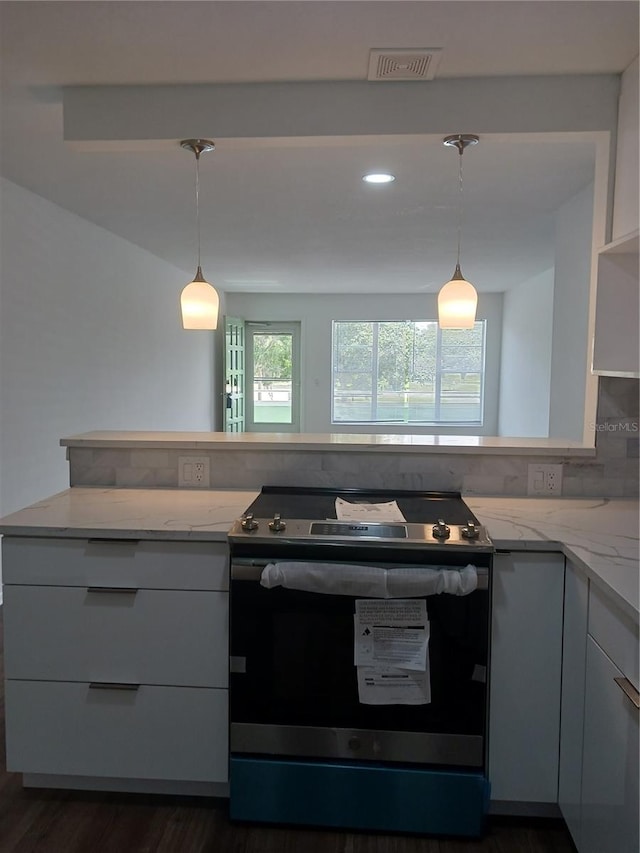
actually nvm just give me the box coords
[354,599,431,705]
[335,497,406,522]
[356,667,431,705]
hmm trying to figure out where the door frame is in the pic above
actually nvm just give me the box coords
[245,321,301,433]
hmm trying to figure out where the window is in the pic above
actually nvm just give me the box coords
[332,320,486,425]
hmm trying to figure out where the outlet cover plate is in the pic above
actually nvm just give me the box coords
[178,456,211,488]
[527,463,563,496]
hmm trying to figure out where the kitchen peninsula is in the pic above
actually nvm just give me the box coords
[0,431,637,851]
[59,426,637,502]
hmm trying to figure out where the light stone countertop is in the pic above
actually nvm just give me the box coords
[466,497,639,622]
[60,430,596,457]
[0,488,637,621]
[0,488,258,542]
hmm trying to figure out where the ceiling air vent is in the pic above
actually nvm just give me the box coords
[367,48,442,81]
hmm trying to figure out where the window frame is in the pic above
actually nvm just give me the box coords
[331,319,486,427]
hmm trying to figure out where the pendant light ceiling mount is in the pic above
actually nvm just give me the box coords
[442,133,479,153]
[180,138,216,158]
[179,138,219,330]
[437,133,480,330]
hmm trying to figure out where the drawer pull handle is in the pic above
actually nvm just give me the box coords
[87,587,138,595]
[614,676,640,710]
[89,682,140,691]
[87,538,140,545]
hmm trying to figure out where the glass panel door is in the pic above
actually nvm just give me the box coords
[246,322,300,432]
[224,317,246,432]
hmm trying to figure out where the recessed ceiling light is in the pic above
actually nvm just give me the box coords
[363,172,396,184]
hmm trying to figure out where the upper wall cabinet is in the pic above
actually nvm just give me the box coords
[592,230,639,377]
[593,58,639,378]
[612,57,639,241]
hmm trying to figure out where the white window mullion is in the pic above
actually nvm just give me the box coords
[371,322,379,421]
[434,326,443,422]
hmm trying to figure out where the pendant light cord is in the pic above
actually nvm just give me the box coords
[456,145,464,268]
[194,150,202,271]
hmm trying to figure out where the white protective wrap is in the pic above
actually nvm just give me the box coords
[259,562,478,598]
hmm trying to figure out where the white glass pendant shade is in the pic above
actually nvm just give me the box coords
[437,264,478,329]
[180,266,219,330]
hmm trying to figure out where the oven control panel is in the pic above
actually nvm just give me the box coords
[309,522,408,539]
[229,515,493,549]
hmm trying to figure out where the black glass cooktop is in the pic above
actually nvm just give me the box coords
[243,486,479,526]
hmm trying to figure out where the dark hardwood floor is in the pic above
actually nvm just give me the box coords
[0,608,576,853]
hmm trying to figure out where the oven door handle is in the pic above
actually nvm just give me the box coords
[231,560,489,590]
[231,562,268,581]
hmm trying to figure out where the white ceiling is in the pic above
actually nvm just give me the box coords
[0,1,637,295]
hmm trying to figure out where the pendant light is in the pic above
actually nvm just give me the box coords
[437,134,479,329]
[180,139,219,330]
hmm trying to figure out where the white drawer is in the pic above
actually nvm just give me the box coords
[5,680,228,783]
[589,583,639,689]
[2,537,228,590]
[4,585,228,687]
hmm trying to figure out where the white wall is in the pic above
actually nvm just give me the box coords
[549,183,595,440]
[498,269,554,437]
[0,178,215,516]
[225,291,503,435]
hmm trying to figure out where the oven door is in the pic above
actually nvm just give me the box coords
[229,557,490,769]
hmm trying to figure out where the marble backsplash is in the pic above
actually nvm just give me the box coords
[68,377,639,498]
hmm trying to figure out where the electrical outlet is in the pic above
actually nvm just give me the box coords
[178,456,210,488]
[527,464,563,496]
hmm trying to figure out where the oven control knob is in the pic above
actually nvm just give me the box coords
[268,513,286,533]
[432,519,451,539]
[240,513,258,532]
[461,520,479,540]
[348,736,361,751]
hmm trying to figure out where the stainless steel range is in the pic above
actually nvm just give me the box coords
[228,486,494,838]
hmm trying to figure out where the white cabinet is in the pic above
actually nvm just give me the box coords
[558,561,588,845]
[488,551,564,807]
[592,231,639,378]
[3,585,229,687]
[581,636,639,853]
[6,682,228,783]
[581,585,639,853]
[611,57,639,242]
[592,57,639,378]
[2,536,230,793]
[559,567,639,853]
